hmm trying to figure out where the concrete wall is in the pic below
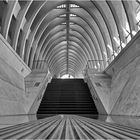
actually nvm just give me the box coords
[110,55,140,116]
[25,70,52,114]
[86,31,140,116]
[107,31,140,116]
[107,115,140,130]
[0,33,52,115]
[0,56,27,115]
[0,34,32,115]
[86,73,111,114]
[0,34,31,77]
[85,69,108,114]
[0,114,37,129]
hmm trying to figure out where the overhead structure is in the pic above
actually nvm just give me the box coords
[0,0,140,78]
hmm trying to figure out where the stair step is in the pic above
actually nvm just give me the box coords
[40,101,93,103]
[40,103,93,105]
[39,108,96,110]
[40,105,94,107]
[37,79,98,115]
[38,111,96,114]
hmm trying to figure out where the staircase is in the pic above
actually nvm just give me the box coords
[37,79,98,115]
[1,79,140,139]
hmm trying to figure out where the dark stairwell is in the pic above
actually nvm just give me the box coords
[37,79,98,117]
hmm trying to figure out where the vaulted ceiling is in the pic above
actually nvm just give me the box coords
[0,0,140,78]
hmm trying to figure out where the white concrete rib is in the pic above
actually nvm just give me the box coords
[0,115,140,139]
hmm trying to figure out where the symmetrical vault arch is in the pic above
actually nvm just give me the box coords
[0,0,140,78]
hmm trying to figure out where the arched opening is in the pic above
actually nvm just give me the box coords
[61,74,74,79]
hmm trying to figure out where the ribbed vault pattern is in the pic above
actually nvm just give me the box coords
[0,0,140,77]
[0,115,140,139]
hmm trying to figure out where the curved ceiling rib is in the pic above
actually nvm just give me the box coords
[50,56,84,75]
[27,1,111,73]
[122,0,137,37]
[1,0,139,78]
[106,1,123,43]
[29,8,103,68]
[71,1,111,63]
[45,42,87,65]
[48,48,86,70]
[43,35,95,67]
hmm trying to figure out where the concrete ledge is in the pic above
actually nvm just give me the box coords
[0,34,31,77]
[105,31,140,78]
[24,71,52,114]
[86,73,110,114]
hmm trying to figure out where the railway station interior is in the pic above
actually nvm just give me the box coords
[0,0,140,139]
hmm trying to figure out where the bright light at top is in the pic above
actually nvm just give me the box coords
[61,74,74,79]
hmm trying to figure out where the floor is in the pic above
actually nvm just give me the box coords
[0,114,140,139]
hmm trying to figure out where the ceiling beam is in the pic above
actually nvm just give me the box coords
[66,1,70,74]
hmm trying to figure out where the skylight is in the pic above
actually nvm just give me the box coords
[57,4,79,9]
[57,4,66,9]
[69,22,74,25]
[62,22,66,25]
[70,14,77,17]
[61,74,74,79]
[59,14,66,18]
[70,4,80,8]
